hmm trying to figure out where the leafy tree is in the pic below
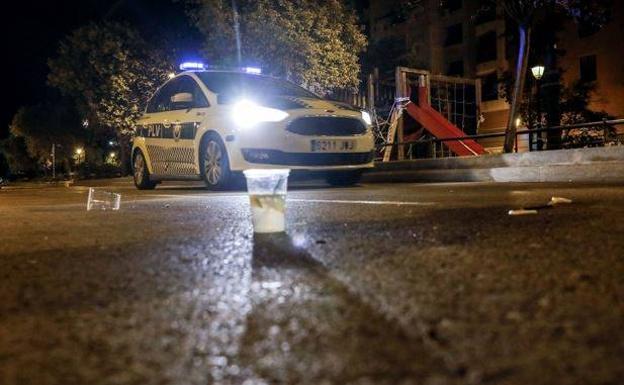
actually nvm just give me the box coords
[48,22,174,169]
[6,100,84,177]
[496,0,612,152]
[0,135,39,177]
[558,81,618,148]
[0,152,7,178]
[501,70,615,149]
[185,0,367,94]
[559,81,610,124]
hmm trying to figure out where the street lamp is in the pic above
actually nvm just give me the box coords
[75,148,84,164]
[107,151,117,165]
[531,65,545,150]
[531,65,545,81]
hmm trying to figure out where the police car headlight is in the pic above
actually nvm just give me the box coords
[231,100,289,128]
[361,110,372,126]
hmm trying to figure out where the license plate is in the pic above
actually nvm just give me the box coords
[311,139,355,152]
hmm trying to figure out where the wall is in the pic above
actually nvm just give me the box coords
[558,1,624,122]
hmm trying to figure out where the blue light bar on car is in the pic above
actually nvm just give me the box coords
[244,66,262,75]
[180,62,206,71]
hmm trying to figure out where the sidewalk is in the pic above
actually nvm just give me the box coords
[363,146,624,183]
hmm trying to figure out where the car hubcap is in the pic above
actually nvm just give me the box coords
[134,154,145,182]
[204,141,222,185]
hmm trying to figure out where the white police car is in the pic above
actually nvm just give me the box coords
[131,63,375,190]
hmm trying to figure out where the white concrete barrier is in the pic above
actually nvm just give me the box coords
[364,146,624,183]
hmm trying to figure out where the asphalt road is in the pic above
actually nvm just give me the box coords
[1,178,623,385]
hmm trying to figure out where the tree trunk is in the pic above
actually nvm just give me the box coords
[503,25,531,153]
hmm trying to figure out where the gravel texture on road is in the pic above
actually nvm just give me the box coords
[1,179,623,385]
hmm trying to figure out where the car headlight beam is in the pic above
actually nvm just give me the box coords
[361,110,372,126]
[232,100,289,129]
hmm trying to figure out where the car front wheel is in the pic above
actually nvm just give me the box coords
[200,135,232,190]
[133,150,157,190]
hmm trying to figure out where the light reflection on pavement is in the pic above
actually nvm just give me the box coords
[1,179,624,384]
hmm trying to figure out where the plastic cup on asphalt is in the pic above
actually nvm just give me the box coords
[243,169,290,233]
[87,187,121,211]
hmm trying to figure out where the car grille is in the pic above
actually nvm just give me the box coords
[286,117,366,136]
[242,149,374,166]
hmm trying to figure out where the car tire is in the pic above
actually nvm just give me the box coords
[133,150,157,190]
[326,170,363,187]
[200,134,233,190]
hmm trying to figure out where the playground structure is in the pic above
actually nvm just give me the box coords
[331,67,624,157]
[331,67,487,161]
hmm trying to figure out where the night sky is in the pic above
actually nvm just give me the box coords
[2,0,202,139]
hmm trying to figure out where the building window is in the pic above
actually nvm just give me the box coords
[445,23,463,46]
[444,0,462,13]
[580,55,597,82]
[447,60,464,77]
[477,31,497,63]
[480,72,499,101]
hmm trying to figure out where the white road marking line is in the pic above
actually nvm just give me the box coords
[136,195,435,206]
[287,198,435,206]
[148,194,245,200]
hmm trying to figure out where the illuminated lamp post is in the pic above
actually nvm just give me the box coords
[531,65,545,150]
[75,147,84,165]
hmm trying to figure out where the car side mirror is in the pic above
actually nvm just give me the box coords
[171,92,193,109]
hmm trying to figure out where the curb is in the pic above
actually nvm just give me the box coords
[364,147,624,183]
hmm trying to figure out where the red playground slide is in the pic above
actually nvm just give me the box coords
[404,84,486,156]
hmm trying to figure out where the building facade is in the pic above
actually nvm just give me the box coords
[558,1,624,121]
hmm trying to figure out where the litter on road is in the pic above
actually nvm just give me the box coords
[509,196,573,216]
[86,187,121,211]
[508,209,539,216]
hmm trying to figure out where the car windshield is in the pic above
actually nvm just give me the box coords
[197,72,319,100]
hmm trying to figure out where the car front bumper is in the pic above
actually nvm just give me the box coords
[241,148,375,167]
[226,124,375,171]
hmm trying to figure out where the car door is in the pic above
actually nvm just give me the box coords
[163,75,210,176]
[140,80,177,176]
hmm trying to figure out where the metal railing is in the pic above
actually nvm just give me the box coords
[378,118,624,160]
